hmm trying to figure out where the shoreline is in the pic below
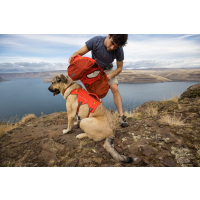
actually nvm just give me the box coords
[1,68,199,83]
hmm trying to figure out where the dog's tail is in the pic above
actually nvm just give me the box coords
[103,136,137,163]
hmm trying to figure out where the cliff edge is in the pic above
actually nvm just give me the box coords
[0,83,200,167]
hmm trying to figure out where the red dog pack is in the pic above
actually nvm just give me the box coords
[67,55,109,98]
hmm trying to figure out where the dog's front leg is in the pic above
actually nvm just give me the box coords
[63,114,75,134]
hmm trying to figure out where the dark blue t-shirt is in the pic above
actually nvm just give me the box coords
[85,36,124,68]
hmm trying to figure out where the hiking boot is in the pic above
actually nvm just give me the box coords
[120,115,129,127]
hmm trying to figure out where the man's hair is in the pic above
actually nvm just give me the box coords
[109,34,128,47]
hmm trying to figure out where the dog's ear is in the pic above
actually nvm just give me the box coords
[56,74,68,83]
[56,76,62,83]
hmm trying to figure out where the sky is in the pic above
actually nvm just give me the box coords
[0,34,200,73]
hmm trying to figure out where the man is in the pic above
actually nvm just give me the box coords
[68,34,129,127]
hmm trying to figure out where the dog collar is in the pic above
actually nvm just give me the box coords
[63,82,75,95]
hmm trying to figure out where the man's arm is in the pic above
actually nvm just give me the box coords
[107,61,123,81]
[68,45,89,64]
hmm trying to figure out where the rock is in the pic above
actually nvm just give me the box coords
[149,142,158,147]
[142,158,150,165]
[180,83,200,100]
[66,158,79,167]
[164,137,177,144]
[163,157,176,167]
[177,157,191,164]
[142,147,153,156]
[146,120,159,127]
[98,147,105,153]
[115,146,123,153]
[84,141,96,148]
[161,145,170,150]
[93,157,103,164]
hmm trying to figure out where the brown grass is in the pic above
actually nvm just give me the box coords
[124,110,134,118]
[21,114,37,123]
[167,95,179,103]
[161,94,179,103]
[0,123,18,138]
[159,114,184,126]
[0,113,37,138]
[146,105,158,117]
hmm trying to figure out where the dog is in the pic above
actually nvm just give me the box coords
[48,74,135,163]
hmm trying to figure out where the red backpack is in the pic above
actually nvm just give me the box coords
[67,55,109,99]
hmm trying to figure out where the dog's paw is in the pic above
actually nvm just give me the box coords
[74,121,78,126]
[76,134,81,139]
[63,129,68,134]
[76,133,87,139]
[63,129,74,134]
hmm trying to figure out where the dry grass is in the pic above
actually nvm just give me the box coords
[159,114,184,126]
[21,114,37,123]
[178,104,182,110]
[167,95,179,103]
[0,113,37,138]
[0,123,18,138]
[124,109,143,119]
[132,110,142,119]
[124,110,134,118]
[161,94,179,103]
[146,105,158,117]
[113,108,142,119]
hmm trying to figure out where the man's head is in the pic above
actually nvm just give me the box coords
[105,34,128,51]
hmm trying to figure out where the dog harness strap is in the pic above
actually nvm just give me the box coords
[87,108,93,117]
[76,101,82,115]
[63,82,75,95]
[70,88,101,118]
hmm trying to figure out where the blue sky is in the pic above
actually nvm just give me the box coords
[0,34,200,73]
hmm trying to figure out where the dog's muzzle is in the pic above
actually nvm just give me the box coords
[48,86,60,96]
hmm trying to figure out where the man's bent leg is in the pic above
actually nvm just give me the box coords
[110,84,123,116]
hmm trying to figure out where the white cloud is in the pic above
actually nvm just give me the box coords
[2,34,106,48]
[0,62,68,73]
[122,36,200,69]
[125,37,200,61]
[0,34,200,71]
[173,34,200,40]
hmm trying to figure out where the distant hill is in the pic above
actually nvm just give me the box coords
[117,69,200,83]
[0,70,67,80]
[0,77,7,82]
[159,69,200,81]
[0,68,199,83]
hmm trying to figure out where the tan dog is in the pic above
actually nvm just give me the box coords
[48,74,135,163]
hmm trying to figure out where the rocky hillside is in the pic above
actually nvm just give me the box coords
[0,83,200,167]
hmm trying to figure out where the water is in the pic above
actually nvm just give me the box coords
[0,79,199,122]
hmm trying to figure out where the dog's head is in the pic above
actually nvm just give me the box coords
[48,74,70,96]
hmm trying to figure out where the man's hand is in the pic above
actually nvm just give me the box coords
[68,56,75,64]
[107,74,112,81]
[68,45,90,64]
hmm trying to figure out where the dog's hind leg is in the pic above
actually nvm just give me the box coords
[76,133,88,139]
